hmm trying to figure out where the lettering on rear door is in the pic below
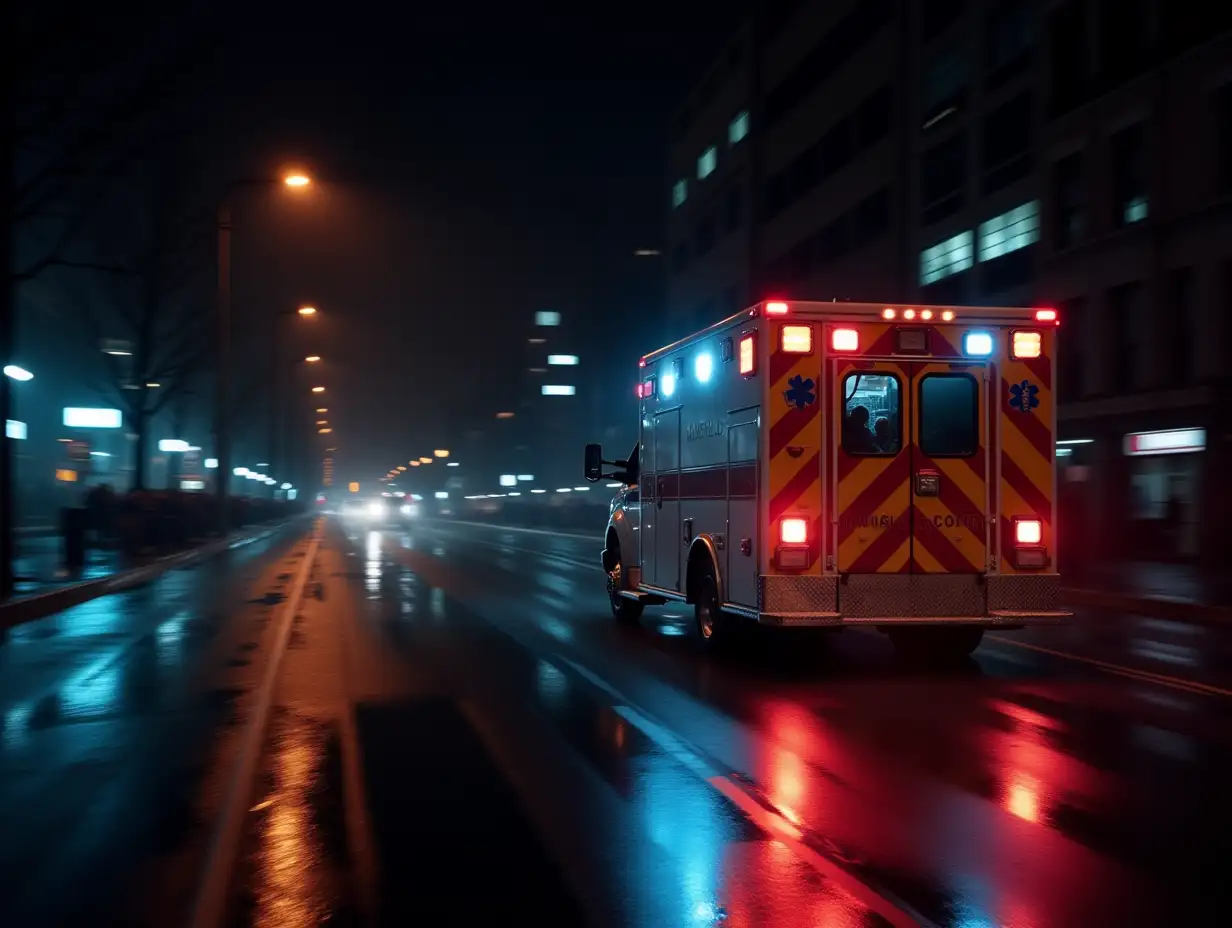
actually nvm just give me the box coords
[686,419,725,441]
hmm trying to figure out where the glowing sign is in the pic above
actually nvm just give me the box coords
[1123,428,1206,457]
[63,407,122,429]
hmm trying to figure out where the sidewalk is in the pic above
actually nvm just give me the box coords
[12,536,122,596]
[1061,561,1232,624]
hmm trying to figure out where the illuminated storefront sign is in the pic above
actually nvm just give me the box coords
[1123,428,1206,457]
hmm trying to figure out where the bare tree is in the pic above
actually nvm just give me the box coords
[50,145,213,490]
[2,7,222,592]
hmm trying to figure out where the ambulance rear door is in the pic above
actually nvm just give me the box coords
[832,336,990,575]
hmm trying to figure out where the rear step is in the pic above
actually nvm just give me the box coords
[618,589,669,606]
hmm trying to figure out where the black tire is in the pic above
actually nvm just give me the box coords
[889,626,984,661]
[694,563,736,651]
[608,557,643,625]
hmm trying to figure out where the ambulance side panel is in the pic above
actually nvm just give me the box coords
[669,333,721,598]
[725,322,762,609]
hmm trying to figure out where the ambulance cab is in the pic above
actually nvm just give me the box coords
[584,300,1071,660]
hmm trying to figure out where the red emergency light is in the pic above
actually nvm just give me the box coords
[1034,308,1058,324]
[765,301,789,315]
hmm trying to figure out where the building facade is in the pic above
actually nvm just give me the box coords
[665,0,1232,566]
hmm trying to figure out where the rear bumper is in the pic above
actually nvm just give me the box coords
[753,573,1071,628]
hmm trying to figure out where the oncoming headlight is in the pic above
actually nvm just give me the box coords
[400,504,412,516]
[367,500,387,520]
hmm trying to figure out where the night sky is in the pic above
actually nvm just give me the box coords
[199,4,750,478]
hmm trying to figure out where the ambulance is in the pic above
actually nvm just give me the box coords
[584,300,1071,658]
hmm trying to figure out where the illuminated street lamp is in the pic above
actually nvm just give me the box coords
[418,456,431,464]
[319,427,332,434]
[316,408,327,413]
[297,305,317,316]
[316,420,328,425]
[3,365,32,381]
[305,355,321,363]
[434,449,449,458]
[312,386,325,393]
[215,169,315,521]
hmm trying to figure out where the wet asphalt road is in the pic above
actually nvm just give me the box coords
[1,515,1229,926]
[352,517,1231,927]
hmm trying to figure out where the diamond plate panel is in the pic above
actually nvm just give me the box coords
[757,575,838,613]
[839,576,912,617]
[910,576,986,617]
[987,574,1060,612]
[839,575,986,617]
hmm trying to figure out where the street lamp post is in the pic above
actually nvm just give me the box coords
[213,173,312,530]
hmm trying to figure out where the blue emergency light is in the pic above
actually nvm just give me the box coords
[963,331,994,356]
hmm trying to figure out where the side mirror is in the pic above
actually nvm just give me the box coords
[583,443,603,482]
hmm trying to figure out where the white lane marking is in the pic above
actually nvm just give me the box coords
[333,575,379,926]
[427,518,603,543]
[986,635,1232,698]
[188,527,322,928]
[557,655,932,928]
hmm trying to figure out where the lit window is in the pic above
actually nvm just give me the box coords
[672,179,688,209]
[698,146,717,180]
[977,200,1040,262]
[1123,195,1148,224]
[920,231,974,285]
[728,111,749,146]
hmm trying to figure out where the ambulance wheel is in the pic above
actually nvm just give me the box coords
[889,627,984,661]
[694,566,736,651]
[608,560,643,625]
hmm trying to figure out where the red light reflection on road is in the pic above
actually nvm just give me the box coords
[721,838,869,928]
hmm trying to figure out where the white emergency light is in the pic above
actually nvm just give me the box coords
[963,332,994,356]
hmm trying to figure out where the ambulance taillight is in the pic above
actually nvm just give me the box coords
[780,518,808,544]
[777,518,810,570]
[1015,520,1041,544]
[1013,518,1048,569]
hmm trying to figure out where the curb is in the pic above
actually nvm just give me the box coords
[1060,587,1232,626]
[0,519,304,632]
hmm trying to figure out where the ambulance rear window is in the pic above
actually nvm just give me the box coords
[918,374,979,457]
[841,372,902,456]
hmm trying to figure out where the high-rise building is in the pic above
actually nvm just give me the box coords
[665,0,1232,565]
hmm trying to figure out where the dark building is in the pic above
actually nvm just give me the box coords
[665,0,1232,566]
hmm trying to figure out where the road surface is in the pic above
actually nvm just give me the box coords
[1,515,1227,926]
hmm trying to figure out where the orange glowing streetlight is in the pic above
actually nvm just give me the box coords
[418,456,432,464]
[305,355,321,363]
[319,427,332,434]
[316,420,328,425]
[298,305,318,316]
[316,408,327,413]
[434,449,449,458]
[283,172,312,188]
[311,386,325,393]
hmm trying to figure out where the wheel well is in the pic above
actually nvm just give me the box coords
[606,528,620,557]
[686,542,717,604]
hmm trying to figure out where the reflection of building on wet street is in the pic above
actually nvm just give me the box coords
[2,516,1230,926]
